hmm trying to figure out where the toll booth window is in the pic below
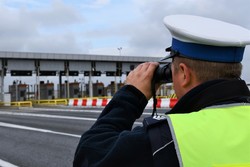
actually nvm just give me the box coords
[48,90,53,96]
[20,91,25,97]
[98,89,102,95]
[74,89,79,95]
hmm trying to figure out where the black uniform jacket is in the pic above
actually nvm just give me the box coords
[73,79,250,167]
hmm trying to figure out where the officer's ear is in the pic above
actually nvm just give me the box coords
[178,63,192,88]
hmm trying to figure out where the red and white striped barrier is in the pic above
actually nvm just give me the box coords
[68,98,111,107]
[146,98,177,109]
[68,98,177,109]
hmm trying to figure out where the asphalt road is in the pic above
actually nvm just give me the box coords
[0,106,167,167]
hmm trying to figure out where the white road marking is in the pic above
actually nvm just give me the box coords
[19,107,153,115]
[0,159,18,167]
[0,111,142,125]
[0,109,142,139]
[0,122,81,138]
[0,111,97,121]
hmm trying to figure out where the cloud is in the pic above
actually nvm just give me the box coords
[127,0,250,81]
[93,0,110,6]
[31,0,83,27]
[0,0,86,53]
[0,0,250,85]
[22,32,92,54]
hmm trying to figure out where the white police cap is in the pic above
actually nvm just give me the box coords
[163,15,250,62]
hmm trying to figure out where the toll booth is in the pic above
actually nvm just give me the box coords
[69,82,80,98]
[105,81,124,96]
[117,82,125,90]
[40,81,54,99]
[58,81,80,98]
[85,81,105,97]
[93,81,104,97]
[9,81,27,101]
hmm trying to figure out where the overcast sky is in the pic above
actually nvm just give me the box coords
[1,0,250,83]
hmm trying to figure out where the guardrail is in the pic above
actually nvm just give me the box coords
[32,99,68,106]
[0,99,67,107]
[0,101,32,107]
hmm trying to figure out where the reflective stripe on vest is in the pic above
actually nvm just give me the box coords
[167,104,250,167]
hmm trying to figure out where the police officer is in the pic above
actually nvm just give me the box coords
[74,15,250,167]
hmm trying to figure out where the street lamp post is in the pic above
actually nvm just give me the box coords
[115,47,123,93]
[15,80,19,102]
[117,47,122,56]
[79,76,85,97]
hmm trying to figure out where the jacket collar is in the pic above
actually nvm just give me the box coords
[168,79,250,114]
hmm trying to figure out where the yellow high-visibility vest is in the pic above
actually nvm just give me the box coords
[167,104,250,167]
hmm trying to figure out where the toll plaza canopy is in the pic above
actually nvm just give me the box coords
[0,51,164,98]
[0,51,163,76]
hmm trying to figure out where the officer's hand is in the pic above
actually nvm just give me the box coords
[125,62,159,100]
